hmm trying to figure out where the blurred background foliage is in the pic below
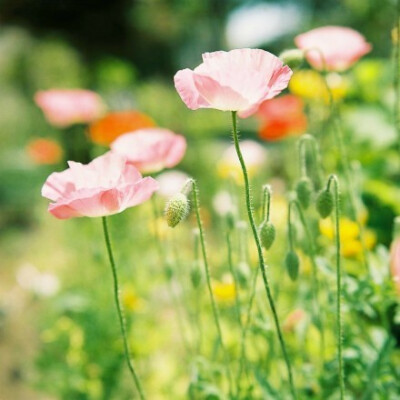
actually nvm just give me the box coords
[1,0,400,399]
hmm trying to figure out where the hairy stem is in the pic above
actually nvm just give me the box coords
[327,175,345,399]
[231,111,296,399]
[102,216,146,400]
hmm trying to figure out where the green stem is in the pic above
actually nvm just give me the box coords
[298,134,324,188]
[186,178,233,393]
[226,231,242,328]
[327,175,345,399]
[289,199,325,367]
[231,111,296,399]
[101,216,146,400]
[151,196,191,353]
[319,66,370,273]
[261,184,272,222]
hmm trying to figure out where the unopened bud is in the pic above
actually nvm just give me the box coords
[259,221,276,250]
[316,189,334,219]
[285,251,299,281]
[165,193,190,227]
[279,49,304,70]
[296,177,313,209]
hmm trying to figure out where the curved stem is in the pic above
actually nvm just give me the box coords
[226,231,242,328]
[298,134,324,188]
[186,179,233,393]
[231,111,296,399]
[327,175,345,399]
[289,199,325,367]
[261,184,272,222]
[309,52,370,273]
[101,216,146,400]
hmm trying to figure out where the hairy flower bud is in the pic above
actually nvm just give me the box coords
[279,49,304,70]
[296,177,313,209]
[165,193,190,227]
[285,250,299,281]
[316,189,334,218]
[259,221,276,250]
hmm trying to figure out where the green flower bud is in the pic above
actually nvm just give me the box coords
[279,49,304,70]
[296,177,314,209]
[316,189,334,219]
[165,193,190,227]
[285,251,300,281]
[190,261,203,288]
[259,221,276,250]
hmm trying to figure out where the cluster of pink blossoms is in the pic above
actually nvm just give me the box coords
[41,25,372,222]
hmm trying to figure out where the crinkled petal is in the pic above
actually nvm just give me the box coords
[174,69,210,110]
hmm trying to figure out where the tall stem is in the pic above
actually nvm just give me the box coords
[101,216,146,400]
[289,199,325,366]
[327,175,345,399]
[186,179,233,393]
[231,111,296,399]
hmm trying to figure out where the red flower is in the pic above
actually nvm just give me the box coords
[256,95,307,141]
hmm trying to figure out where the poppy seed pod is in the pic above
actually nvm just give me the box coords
[165,193,190,227]
[259,221,276,250]
[296,177,314,209]
[285,251,300,281]
[316,189,334,218]
[279,49,304,70]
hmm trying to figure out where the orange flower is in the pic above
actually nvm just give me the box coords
[88,110,155,146]
[27,138,63,165]
[257,95,307,141]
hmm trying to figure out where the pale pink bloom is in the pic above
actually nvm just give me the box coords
[110,128,186,173]
[156,170,189,198]
[295,26,371,71]
[391,239,400,295]
[174,48,292,118]
[35,89,105,128]
[42,152,158,219]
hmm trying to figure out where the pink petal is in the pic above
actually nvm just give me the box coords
[174,69,210,110]
[111,128,187,173]
[164,134,187,168]
[295,26,371,71]
[193,73,249,112]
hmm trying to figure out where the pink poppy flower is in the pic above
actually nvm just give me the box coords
[110,128,186,173]
[174,48,292,118]
[295,26,372,71]
[35,89,105,128]
[41,152,159,219]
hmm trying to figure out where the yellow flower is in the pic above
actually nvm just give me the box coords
[319,217,376,258]
[289,70,348,102]
[122,285,143,312]
[212,277,236,303]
